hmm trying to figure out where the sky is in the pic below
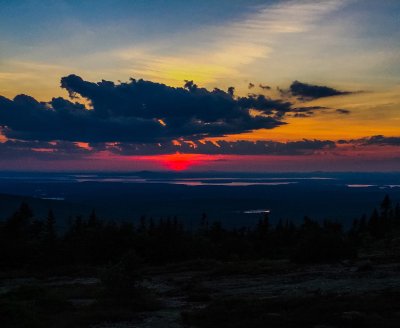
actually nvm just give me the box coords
[0,0,399,171]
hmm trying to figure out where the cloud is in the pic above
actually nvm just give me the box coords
[259,84,271,90]
[0,74,358,148]
[288,106,350,118]
[106,139,336,156]
[292,106,328,114]
[0,137,336,160]
[0,75,293,143]
[337,135,400,147]
[3,131,400,162]
[113,1,344,85]
[359,135,400,146]
[336,108,351,115]
[0,93,166,143]
[287,80,353,100]
[0,139,91,160]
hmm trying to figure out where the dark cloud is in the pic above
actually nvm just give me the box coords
[3,133,400,161]
[259,84,271,90]
[359,135,400,146]
[1,75,292,143]
[0,139,91,160]
[0,75,356,152]
[183,80,198,92]
[337,135,400,146]
[294,106,328,112]
[227,86,235,96]
[293,106,327,114]
[106,139,336,156]
[289,106,341,118]
[293,113,313,118]
[289,106,351,117]
[0,137,336,159]
[0,94,165,143]
[236,94,292,117]
[287,80,353,100]
[336,109,351,115]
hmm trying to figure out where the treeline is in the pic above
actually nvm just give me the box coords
[0,195,399,270]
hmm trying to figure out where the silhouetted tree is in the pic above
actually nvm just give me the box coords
[4,202,34,239]
[369,208,380,237]
[359,214,368,233]
[380,194,392,219]
[44,209,56,242]
[88,209,99,228]
[395,203,400,224]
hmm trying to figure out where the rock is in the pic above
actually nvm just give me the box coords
[356,260,373,272]
[265,312,282,318]
[341,260,352,267]
[341,311,366,323]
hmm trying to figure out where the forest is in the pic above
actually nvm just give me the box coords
[1,195,399,268]
[1,195,400,327]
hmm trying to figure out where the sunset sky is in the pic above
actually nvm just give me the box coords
[0,0,399,171]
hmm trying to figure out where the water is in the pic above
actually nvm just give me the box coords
[0,171,399,228]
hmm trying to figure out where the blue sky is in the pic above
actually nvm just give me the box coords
[1,0,399,97]
[0,0,399,171]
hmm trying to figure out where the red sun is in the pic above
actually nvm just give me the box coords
[121,153,223,171]
[159,153,199,171]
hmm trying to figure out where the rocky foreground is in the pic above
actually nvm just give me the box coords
[2,256,400,327]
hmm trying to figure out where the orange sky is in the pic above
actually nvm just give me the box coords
[0,0,399,171]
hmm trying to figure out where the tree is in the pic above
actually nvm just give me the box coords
[380,194,392,220]
[88,209,99,228]
[368,208,381,237]
[257,212,270,238]
[359,214,368,233]
[395,203,400,224]
[200,212,209,231]
[5,202,34,239]
[44,209,57,242]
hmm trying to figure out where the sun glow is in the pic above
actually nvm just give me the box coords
[154,153,218,171]
[159,153,199,171]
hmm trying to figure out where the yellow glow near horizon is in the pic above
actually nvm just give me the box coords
[214,87,400,142]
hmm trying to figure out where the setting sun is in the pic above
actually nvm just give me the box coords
[156,153,216,171]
